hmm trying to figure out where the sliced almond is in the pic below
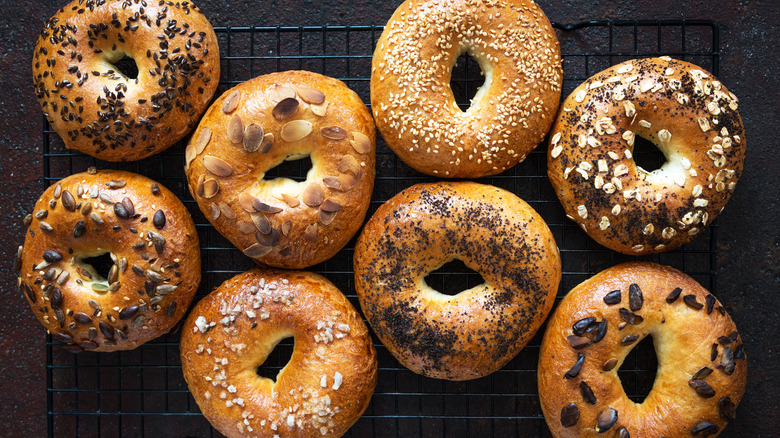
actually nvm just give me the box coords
[253,200,283,214]
[281,120,313,142]
[350,132,371,154]
[195,174,205,197]
[259,133,274,154]
[243,123,264,153]
[272,97,299,120]
[281,220,292,236]
[194,127,212,154]
[222,90,240,114]
[310,100,328,117]
[320,198,343,212]
[304,223,318,241]
[209,203,220,220]
[243,243,272,258]
[302,183,325,207]
[185,144,196,167]
[338,155,360,175]
[237,221,256,234]
[255,228,280,247]
[250,212,271,234]
[281,193,300,208]
[322,176,342,191]
[203,156,234,177]
[321,126,347,140]
[319,209,338,225]
[219,202,235,219]
[239,192,258,212]
[227,114,244,144]
[271,84,296,103]
[297,86,325,104]
[202,179,219,198]
[338,173,357,191]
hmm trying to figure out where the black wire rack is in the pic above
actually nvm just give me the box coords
[43,20,720,437]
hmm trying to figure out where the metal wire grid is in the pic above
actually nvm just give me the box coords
[42,20,720,437]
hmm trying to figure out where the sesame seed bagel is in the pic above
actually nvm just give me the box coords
[538,262,746,438]
[32,0,220,162]
[547,57,745,255]
[371,0,562,178]
[180,269,378,438]
[354,182,561,380]
[185,70,376,269]
[17,169,201,352]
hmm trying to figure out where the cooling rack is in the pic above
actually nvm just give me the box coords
[43,20,720,437]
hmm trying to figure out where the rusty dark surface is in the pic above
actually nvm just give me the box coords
[0,0,778,437]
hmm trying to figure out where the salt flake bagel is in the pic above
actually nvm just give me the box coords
[185,71,376,269]
[538,262,746,437]
[547,57,745,254]
[354,182,561,380]
[180,269,377,438]
[17,169,201,352]
[371,0,562,178]
[33,0,220,161]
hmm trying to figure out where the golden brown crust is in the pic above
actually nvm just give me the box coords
[370,0,562,178]
[18,169,201,352]
[185,70,376,269]
[180,269,377,438]
[354,182,561,380]
[547,57,745,255]
[32,0,220,162]
[538,262,747,438]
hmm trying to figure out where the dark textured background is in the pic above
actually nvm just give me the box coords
[1,0,777,436]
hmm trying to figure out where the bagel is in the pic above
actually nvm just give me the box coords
[33,0,220,161]
[371,0,562,178]
[16,168,201,352]
[354,182,561,380]
[180,269,377,438]
[185,70,375,269]
[547,57,745,254]
[538,262,746,437]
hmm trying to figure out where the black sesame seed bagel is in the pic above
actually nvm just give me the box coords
[371,0,562,178]
[32,0,220,162]
[180,269,377,438]
[538,262,746,438]
[17,169,201,352]
[354,182,561,380]
[185,70,376,269]
[547,57,745,255]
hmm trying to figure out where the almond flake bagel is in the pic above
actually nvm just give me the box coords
[185,71,376,269]
[180,269,377,438]
[538,262,746,438]
[354,182,561,380]
[547,57,745,255]
[371,0,562,178]
[33,0,220,161]
[17,169,201,352]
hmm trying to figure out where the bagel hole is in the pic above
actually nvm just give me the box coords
[450,52,485,111]
[632,135,667,174]
[256,335,294,382]
[617,335,658,403]
[263,154,313,182]
[424,259,485,296]
[79,252,115,281]
[112,55,139,80]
